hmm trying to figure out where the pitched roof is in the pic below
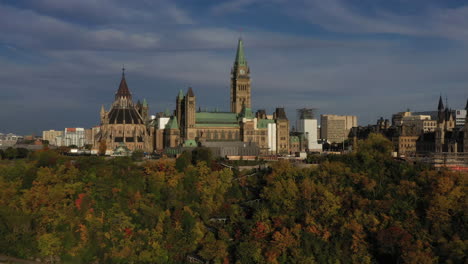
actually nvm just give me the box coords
[438,95,444,110]
[142,98,148,107]
[465,98,468,110]
[165,116,179,129]
[108,108,144,124]
[196,112,238,124]
[116,75,132,99]
[234,38,247,67]
[257,119,275,129]
[187,87,195,97]
[275,108,288,120]
[239,106,254,119]
[178,89,185,100]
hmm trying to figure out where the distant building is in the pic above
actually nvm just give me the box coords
[393,112,437,133]
[295,108,322,151]
[455,109,467,128]
[321,114,357,143]
[94,70,152,152]
[42,130,63,145]
[64,128,86,147]
[93,38,291,155]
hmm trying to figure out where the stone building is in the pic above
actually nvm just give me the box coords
[321,114,357,143]
[95,70,152,152]
[95,38,290,155]
[42,130,63,145]
[153,38,290,154]
[435,96,467,153]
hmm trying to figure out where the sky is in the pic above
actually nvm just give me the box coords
[0,0,467,135]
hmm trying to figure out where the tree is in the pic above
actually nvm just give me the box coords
[132,149,145,161]
[98,141,107,156]
[84,144,93,150]
[175,151,192,172]
[4,147,17,160]
[191,147,212,165]
[16,148,29,159]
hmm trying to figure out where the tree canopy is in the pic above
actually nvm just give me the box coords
[0,136,466,263]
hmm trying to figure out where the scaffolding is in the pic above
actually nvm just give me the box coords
[297,108,317,120]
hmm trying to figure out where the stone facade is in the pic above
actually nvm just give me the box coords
[95,39,290,155]
[95,71,152,152]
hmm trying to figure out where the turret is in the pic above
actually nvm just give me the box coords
[437,95,445,123]
[231,38,251,113]
[184,87,196,139]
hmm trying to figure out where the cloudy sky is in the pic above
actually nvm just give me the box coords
[1,0,467,135]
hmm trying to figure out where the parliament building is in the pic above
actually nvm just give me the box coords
[95,39,290,155]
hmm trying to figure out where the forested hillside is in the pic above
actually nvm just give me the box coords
[0,134,466,263]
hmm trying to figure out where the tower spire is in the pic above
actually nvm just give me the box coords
[438,95,444,110]
[234,38,247,67]
[122,65,125,78]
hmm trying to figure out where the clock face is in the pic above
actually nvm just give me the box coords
[239,69,245,74]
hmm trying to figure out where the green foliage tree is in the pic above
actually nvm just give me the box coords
[0,138,465,263]
[175,151,192,172]
[131,149,145,161]
[4,147,17,160]
[191,147,213,165]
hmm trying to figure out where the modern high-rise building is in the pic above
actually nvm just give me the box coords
[321,114,357,143]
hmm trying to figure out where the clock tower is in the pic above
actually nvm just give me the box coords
[231,38,251,114]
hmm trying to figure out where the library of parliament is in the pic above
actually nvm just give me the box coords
[94,39,290,154]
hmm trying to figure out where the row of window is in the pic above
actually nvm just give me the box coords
[238,84,249,91]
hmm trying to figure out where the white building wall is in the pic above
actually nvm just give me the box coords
[158,117,170,129]
[297,119,322,151]
[64,128,86,147]
[267,123,277,153]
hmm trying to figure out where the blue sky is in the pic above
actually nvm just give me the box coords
[0,0,467,135]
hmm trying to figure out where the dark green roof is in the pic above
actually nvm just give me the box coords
[239,107,254,119]
[165,116,179,129]
[257,119,275,129]
[235,38,247,67]
[178,89,184,100]
[196,112,238,124]
[290,136,300,143]
[184,139,197,147]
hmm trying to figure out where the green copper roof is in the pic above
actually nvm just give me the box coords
[196,112,238,124]
[165,116,179,129]
[257,119,275,129]
[184,139,197,147]
[178,89,184,100]
[235,38,247,67]
[164,108,171,117]
[239,106,254,119]
[142,98,148,107]
[195,123,240,128]
[290,136,300,143]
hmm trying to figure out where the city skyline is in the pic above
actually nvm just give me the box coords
[1,0,468,135]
